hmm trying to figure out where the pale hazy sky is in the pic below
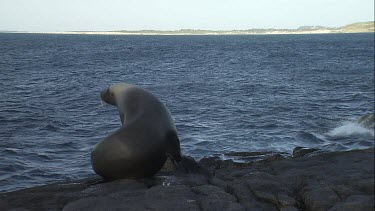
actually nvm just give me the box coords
[0,0,374,32]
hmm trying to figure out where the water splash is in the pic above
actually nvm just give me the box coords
[327,121,374,138]
[100,100,107,107]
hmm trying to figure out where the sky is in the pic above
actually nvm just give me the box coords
[0,0,374,32]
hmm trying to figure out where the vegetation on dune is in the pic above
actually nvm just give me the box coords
[339,21,375,33]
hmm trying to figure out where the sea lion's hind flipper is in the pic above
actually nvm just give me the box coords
[119,111,125,125]
[165,131,211,177]
[165,130,182,162]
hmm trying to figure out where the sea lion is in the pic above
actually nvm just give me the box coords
[91,83,205,180]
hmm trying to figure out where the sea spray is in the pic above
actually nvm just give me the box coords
[327,121,374,138]
[100,100,107,107]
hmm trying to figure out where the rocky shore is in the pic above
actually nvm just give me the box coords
[1,148,373,211]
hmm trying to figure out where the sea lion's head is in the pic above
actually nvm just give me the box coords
[101,83,134,106]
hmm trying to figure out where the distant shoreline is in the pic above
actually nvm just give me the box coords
[1,21,373,35]
[3,30,374,36]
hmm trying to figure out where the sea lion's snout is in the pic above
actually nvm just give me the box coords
[101,88,116,106]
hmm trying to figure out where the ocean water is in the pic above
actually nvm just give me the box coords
[0,33,374,193]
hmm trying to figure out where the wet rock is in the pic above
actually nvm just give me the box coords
[293,147,320,158]
[199,156,229,169]
[225,151,276,157]
[225,151,290,163]
[199,156,254,169]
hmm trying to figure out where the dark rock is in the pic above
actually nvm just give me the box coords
[0,199,8,211]
[199,195,245,211]
[1,148,373,211]
[64,185,199,211]
[225,151,276,157]
[160,157,176,173]
[331,185,352,200]
[227,169,250,178]
[63,196,126,211]
[299,183,341,211]
[277,193,296,207]
[192,184,236,202]
[82,179,147,196]
[199,156,255,169]
[329,195,375,211]
[179,174,208,187]
[208,177,228,190]
[0,181,88,210]
[229,182,278,210]
[354,178,374,194]
[241,172,296,209]
[259,153,286,162]
[199,156,224,168]
[280,206,299,211]
[225,151,290,163]
[293,147,320,158]
[192,184,244,211]
[178,155,212,177]
[143,185,199,210]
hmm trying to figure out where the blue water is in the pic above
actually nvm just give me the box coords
[0,33,374,193]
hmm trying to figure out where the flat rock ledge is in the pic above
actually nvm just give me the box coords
[1,148,374,211]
